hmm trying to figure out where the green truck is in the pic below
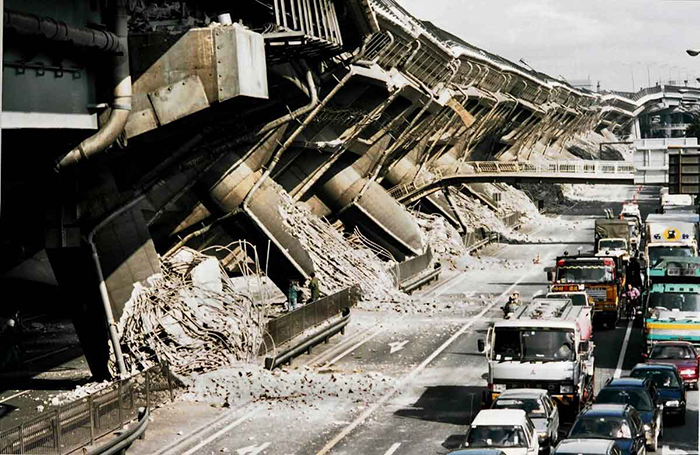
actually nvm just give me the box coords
[644,257,700,355]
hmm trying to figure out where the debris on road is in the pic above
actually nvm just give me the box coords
[114,248,265,376]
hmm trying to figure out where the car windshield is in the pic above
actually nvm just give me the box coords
[648,292,700,312]
[557,264,613,283]
[650,345,696,360]
[595,389,653,411]
[569,417,632,439]
[600,239,626,250]
[648,247,694,267]
[492,398,547,418]
[465,425,527,448]
[630,369,680,389]
[493,328,576,362]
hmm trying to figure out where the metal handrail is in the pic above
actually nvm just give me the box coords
[387,160,635,202]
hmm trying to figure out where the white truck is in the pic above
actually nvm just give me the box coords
[661,194,695,215]
[478,298,595,411]
[645,213,699,268]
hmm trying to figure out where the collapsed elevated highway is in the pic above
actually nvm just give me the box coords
[0,0,632,379]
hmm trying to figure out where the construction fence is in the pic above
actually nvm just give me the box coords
[0,364,177,455]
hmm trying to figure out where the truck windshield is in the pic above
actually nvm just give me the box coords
[648,292,700,312]
[494,328,576,362]
[600,239,626,250]
[557,264,613,283]
[648,247,694,267]
[465,425,527,448]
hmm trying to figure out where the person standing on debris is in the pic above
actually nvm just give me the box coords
[288,279,299,311]
[309,273,321,302]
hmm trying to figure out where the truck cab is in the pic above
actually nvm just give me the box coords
[551,254,625,329]
[644,257,700,355]
[644,213,699,270]
[478,298,595,411]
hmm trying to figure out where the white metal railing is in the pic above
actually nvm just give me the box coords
[387,160,635,200]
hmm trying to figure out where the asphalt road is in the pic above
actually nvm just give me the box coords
[128,184,699,455]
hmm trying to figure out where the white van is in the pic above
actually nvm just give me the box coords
[463,409,540,455]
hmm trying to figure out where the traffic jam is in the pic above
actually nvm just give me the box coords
[457,191,700,455]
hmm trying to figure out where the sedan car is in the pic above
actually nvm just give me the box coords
[630,363,686,424]
[646,341,699,389]
[552,439,622,455]
[567,404,646,455]
[463,409,539,455]
[594,377,663,451]
[492,389,560,453]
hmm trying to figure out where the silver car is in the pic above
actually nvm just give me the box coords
[492,389,560,453]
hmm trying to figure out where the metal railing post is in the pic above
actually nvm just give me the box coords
[118,380,124,427]
[55,407,62,450]
[89,394,95,445]
[146,369,151,411]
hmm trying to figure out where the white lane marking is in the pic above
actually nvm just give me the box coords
[307,321,381,366]
[323,322,396,367]
[315,249,556,455]
[179,408,259,455]
[23,346,71,364]
[662,445,688,454]
[614,319,634,378]
[383,443,401,455]
[389,341,408,354]
[236,442,271,455]
[0,390,29,404]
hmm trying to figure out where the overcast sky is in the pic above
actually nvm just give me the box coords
[396,0,700,92]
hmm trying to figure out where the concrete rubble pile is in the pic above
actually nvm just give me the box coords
[278,191,402,302]
[412,211,467,259]
[179,364,397,410]
[113,248,265,376]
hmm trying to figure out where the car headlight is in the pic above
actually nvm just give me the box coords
[560,384,574,394]
[665,400,680,407]
[493,384,506,392]
[680,369,696,376]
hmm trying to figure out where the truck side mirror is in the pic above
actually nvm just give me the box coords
[546,271,555,282]
[477,339,486,353]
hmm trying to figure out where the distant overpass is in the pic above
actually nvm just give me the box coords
[389,161,636,204]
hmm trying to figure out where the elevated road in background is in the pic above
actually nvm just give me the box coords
[390,160,635,204]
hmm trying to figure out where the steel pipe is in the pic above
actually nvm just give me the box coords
[55,5,131,171]
[4,9,122,53]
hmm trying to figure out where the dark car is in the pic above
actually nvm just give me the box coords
[552,439,622,455]
[646,341,699,389]
[567,404,646,455]
[594,377,663,451]
[630,363,686,424]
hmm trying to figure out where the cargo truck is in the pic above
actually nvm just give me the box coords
[661,194,695,215]
[477,297,595,412]
[643,257,700,356]
[594,219,632,261]
[644,213,698,269]
[550,254,625,329]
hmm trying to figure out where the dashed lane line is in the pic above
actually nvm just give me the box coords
[0,390,29,404]
[613,319,634,379]
[383,443,401,455]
